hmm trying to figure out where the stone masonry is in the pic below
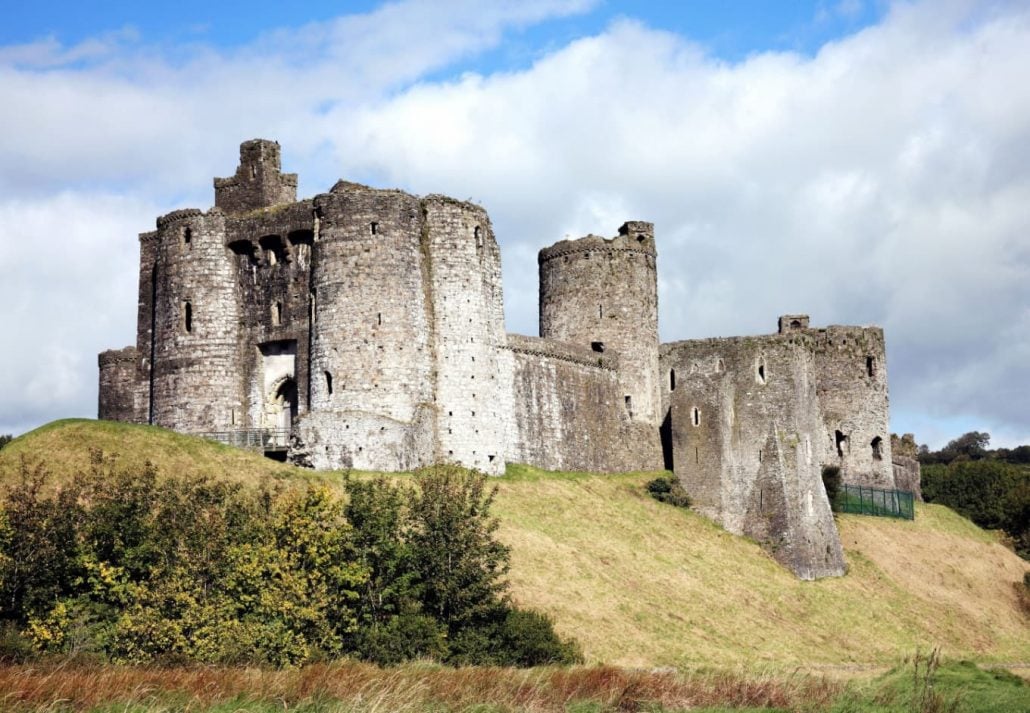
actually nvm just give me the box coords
[99,140,909,579]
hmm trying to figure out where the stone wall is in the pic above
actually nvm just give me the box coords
[812,326,894,488]
[891,433,923,500]
[505,334,662,472]
[662,334,846,580]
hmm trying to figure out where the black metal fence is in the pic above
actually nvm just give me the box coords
[197,428,290,452]
[834,484,915,520]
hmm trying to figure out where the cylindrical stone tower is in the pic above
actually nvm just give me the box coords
[539,221,660,424]
[149,209,243,432]
[98,347,141,423]
[300,182,435,470]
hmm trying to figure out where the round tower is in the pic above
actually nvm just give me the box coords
[539,221,660,424]
[149,208,243,432]
[301,182,436,470]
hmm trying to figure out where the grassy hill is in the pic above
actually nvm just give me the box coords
[2,419,1027,669]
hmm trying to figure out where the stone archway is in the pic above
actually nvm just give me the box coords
[266,375,298,433]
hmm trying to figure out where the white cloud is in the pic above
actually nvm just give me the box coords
[1,0,1028,449]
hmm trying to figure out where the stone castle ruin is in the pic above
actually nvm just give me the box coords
[99,140,907,579]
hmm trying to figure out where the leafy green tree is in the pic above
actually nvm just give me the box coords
[0,435,12,450]
[406,465,510,634]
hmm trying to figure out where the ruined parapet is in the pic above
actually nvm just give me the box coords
[98,347,144,423]
[778,314,810,333]
[891,433,923,500]
[296,182,436,471]
[214,139,298,214]
[812,325,893,489]
[423,196,508,475]
[662,334,846,580]
[539,222,660,424]
[149,209,244,432]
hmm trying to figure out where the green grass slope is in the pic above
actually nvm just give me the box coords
[0,419,299,486]
[2,419,1027,669]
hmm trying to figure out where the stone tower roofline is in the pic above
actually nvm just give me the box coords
[214,139,298,214]
[538,221,655,263]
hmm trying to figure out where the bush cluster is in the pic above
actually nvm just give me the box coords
[922,460,1029,560]
[0,452,582,667]
[645,477,691,508]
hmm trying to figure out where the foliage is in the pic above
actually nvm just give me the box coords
[919,431,991,464]
[921,460,1030,559]
[0,435,11,450]
[821,466,842,511]
[0,454,580,667]
[645,476,692,508]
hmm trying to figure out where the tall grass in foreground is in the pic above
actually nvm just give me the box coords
[0,661,844,712]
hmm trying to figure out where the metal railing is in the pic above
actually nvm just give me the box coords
[833,484,915,520]
[197,428,290,452]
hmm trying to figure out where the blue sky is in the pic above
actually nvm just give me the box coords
[3,1,886,61]
[1,0,1028,451]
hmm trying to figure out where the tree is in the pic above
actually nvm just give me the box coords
[0,435,11,450]
[919,431,991,464]
[406,465,510,633]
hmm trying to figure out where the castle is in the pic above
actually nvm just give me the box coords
[99,140,904,579]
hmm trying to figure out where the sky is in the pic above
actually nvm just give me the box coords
[0,0,1028,449]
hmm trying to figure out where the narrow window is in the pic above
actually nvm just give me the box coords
[325,371,333,396]
[370,222,378,235]
[183,227,192,248]
[377,312,382,326]
[866,356,875,377]
[183,301,193,333]
[835,430,848,458]
[272,301,283,326]
[624,395,632,417]
[695,446,699,464]
[756,358,766,384]
[474,225,483,247]
[670,369,676,391]
[759,449,763,463]
[692,407,700,427]
[871,436,883,460]
[599,304,603,319]
[716,358,724,373]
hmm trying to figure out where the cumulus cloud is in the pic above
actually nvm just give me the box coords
[0,0,1027,448]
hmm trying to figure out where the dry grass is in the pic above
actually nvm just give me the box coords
[2,420,1027,671]
[0,661,844,712]
[491,470,1030,668]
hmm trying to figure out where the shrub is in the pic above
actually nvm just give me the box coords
[353,612,448,665]
[0,454,583,667]
[0,435,11,450]
[646,476,691,508]
[492,607,584,666]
